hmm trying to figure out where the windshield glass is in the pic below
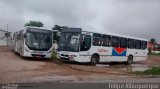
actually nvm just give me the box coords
[58,32,80,52]
[25,28,52,51]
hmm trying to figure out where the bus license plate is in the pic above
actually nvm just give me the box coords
[35,56,41,58]
[36,52,43,55]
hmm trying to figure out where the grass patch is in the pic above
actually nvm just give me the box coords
[135,67,160,75]
[148,53,160,56]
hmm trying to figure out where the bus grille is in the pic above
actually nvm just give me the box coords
[31,54,46,58]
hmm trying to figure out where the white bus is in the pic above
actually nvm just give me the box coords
[12,26,54,58]
[57,28,148,65]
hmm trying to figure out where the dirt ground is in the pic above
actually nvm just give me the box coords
[0,46,160,83]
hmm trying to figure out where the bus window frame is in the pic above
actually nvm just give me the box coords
[112,36,120,47]
[135,40,141,49]
[80,35,91,51]
[120,37,127,48]
[141,41,147,50]
[128,39,135,49]
[102,34,111,47]
[93,33,102,46]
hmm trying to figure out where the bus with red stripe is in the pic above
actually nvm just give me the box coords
[57,28,148,65]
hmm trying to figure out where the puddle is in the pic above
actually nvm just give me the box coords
[120,64,149,72]
[130,64,149,72]
[96,64,110,67]
[132,67,149,72]
[95,63,150,72]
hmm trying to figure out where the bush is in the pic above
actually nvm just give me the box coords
[51,50,63,64]
[52,50,57,59]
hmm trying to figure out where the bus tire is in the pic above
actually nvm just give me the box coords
[127,55,133,65]
[90,55,99,66]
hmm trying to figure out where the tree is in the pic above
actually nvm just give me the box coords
[25,20,44,27]
[52,25,68,32]
[150,38,156,44]
[149,38,157,53]
[52,25,68,43]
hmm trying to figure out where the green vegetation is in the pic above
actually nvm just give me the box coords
[51,50,63,64]
[52,50,57,59]
[25,20,44,27]
[148,52,160,56]
[135,67,160,75]
[143,67,160,75]
[52,25,67,32]
[150,38,157,44]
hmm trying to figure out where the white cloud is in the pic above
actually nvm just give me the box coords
[0,0,160,42]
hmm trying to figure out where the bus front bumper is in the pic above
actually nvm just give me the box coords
[57,53,76,61]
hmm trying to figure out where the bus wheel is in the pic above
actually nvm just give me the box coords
[90,55,99,66]
[127,56,133,65]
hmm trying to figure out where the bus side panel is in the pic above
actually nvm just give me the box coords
[98,46,112,62]
[78,46,129,63]
[133,56,147,62]
[77,47,148,63]
[127,49,148,62]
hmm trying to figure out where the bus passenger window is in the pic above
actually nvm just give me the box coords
[112,36,119,47]
[93,33,101,46]
[128,39,135,49]
[80,35,91,51]
[141,41,147,50]
[102,35,111,47]
[135,40,141,49]
[120,37,127,48]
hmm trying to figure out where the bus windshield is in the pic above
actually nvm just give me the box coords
[25,28,52,51]
[58,32,80,52]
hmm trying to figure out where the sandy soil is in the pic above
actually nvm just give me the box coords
[0,46,160,83]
